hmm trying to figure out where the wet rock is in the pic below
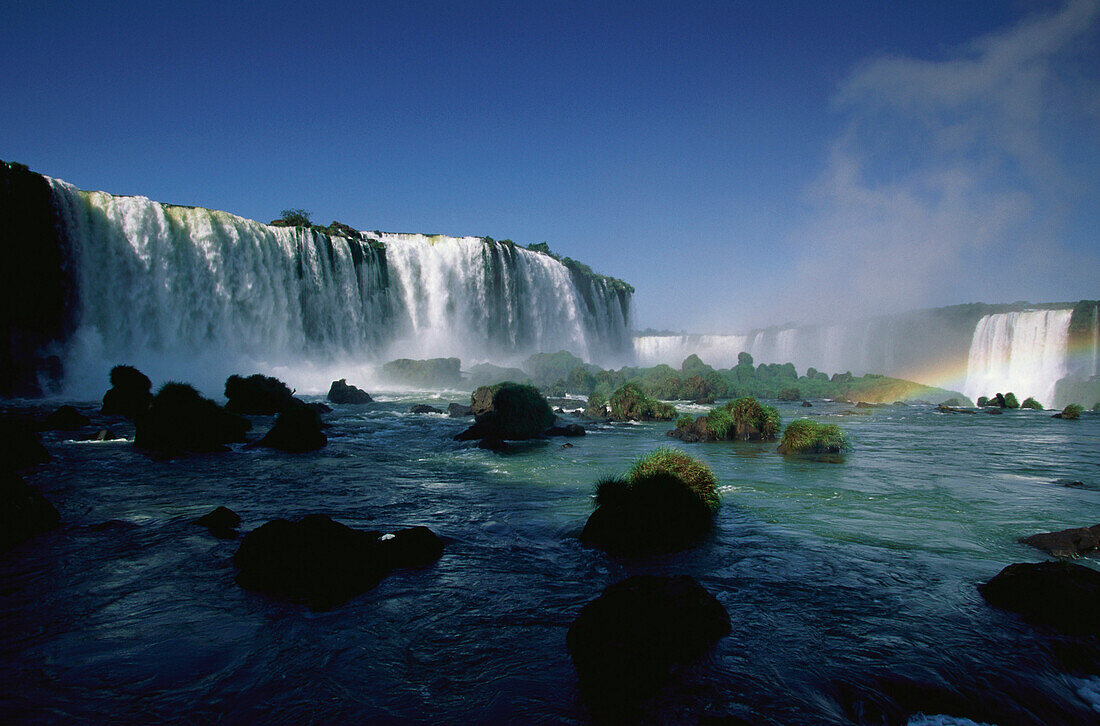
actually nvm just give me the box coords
[101,365,153,418]
[987,408,1004,415]
[936,405,975,414]
[83,428,123,442]
[1,471,59,552]
[1055,479,1085,488]
[326,379,373,405]
[257,402,327,452]
[196,506,241,539]
[134,383,250,456]
[447,403,473,417]
[801,400,813,407]
[0,418,49,471]
[457,383,555,443]
[544,423,585,437]
[410,404,444,414]
[978,561,1100,636]
[45,405,90,430]
[234,514,442,610]
[308,402,333,414]
[1019,524,1100,558]
[567,575,730,712]
[224,373,297,415]
[476,436,506,451]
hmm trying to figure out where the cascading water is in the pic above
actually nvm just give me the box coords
[962,310,1072,408]
[44,179,632,396]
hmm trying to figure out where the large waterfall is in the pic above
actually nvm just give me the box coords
[962,310,1072,408]
[28,177,632,396]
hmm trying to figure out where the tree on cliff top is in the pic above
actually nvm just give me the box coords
[279,208,312,226]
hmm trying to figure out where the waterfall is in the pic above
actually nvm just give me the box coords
[962,310,1072,408]
[43,179,632,396]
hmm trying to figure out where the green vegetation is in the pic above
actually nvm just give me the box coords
[490,382,556,439]
[727,397,781,440]
[1021,397,1043,410]
[1060,404,1083,420]
[704,409,734,439]
[940,397,965,407]
[777,387,801,402]
[585,392,609,419]
[977,396,991,407]
[623,447,720,514]
[776,419,850,455]
[609,383,676,422]
[675,414,695,430]
[276,208,311,227]
[381,358,462,388]
[1004,392,1020,409]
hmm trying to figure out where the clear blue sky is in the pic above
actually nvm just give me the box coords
[3,1,1097,332]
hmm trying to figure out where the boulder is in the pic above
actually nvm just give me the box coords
[257,402,327,452]
[456,383,555,443]
[196,506,241,539]
[410,404,444,414]
[101,365,153,418]
[1019,524,1100,558]
[801,400,813,407]
[83,428,123,442]
[134,383,251,456]
[447,403,473,417]
[544,423,585,437]
[45,405,90,430]
[567,575,730,711]
[327,379,373,404]
[1,471,59,552]
[234,514,443,610]
[977,561,1100,636]
[0,418,49,471]
[224,373,297,415]
[936,405,975,414]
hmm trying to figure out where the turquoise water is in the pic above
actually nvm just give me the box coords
[2,397,1098,724]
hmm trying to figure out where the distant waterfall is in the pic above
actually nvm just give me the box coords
[45,179,632,395]
[962,310,1072,407]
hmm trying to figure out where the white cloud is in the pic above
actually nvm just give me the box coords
[778,0,1100,322]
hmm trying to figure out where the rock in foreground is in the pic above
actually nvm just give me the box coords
[977,561,1100,636]
[234,514,443,610]
[1,471,59,552]
[1019,524,1100,558]
[567,575,730,712]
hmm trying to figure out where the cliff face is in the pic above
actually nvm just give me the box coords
[0,161,76,396]
[0,163,634,397]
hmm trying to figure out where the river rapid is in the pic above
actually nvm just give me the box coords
[2,396,1098,724]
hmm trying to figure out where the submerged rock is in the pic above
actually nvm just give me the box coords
[234,514,443,610]
[543,423,585,437]
[45,405,90,430]
[1019,524,1100,558]
[224,373,297,415]
[935,405,975,414]
[196,506,241,539]
[257,402,327,452]
[1,471,59,552]
[978,561,1100,636]
[326,379,373,405]
[567,575,730,711]
[101,365,153,419]
[410,404,444,414]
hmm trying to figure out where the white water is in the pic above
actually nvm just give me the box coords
[962,310,1072,408]
[48,180,632,397]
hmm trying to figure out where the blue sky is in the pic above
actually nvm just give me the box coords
[3,1,1097,332]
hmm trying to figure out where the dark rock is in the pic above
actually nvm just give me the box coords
[692,396,715,405]
[447,403,473,417]
[134,382,251,456]
[234,514,442,610]
[801,400,813,407]
[476,436,506,451]
[978,561,1100,635]
[307,402,333,414]
[854,401,879,408]
[936,405,975,414]
[326,378,373,404]
[196,506,241,539]
[459,383,555,442]
[1019,524,1100,558]
[987,408,1004,415]
[544,423,585,437]
[45,405,90,430]
[224,373,297,415]
[101,365,153,418]
[257,402,327,452]
[454,418,499,441]
[561,443,573,449]
[0,418,49,471]
[567,575,730,711]
[410,404,444,414]
[83,428,122,441]
[1055,479,1086,488]
[1,471,59,552]
[471,385,497,418]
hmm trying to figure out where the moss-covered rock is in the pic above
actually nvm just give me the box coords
[1004,392,1020,409]
[584,392,609,419]
[777,419,850,455]
[1054,404,1083,420]
[135,383,251,455]
[1021,397,1043,410]
[456,382,555,443]
[225,373,297,415]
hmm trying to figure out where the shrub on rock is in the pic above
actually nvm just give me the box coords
[777,419,850,455]
[977,396,991,407]
[1054,404,1083,420]
[456,382,555,442]
[728,397,781,440]
[567,575,731,713]
[608,383,676,422]
[978,561,1100,636]
[224,374,296,415]
[0,471,59,552]
[101,364,153,418]
[234,514,443,610]
[327,379,373,404]
[1021,397,1043,410]
[1004,392,1020,409]
[777,387,801,401]
[584,392,609,419]
[257,402,327,452]
[581,448,719,553]
[135,382,251,455]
